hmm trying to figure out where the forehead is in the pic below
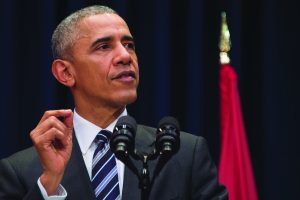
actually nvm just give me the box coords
[77,13,132,38]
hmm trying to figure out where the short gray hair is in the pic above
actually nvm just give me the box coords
[51,5,118,60]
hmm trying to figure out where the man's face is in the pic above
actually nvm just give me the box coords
[69,13,139,109]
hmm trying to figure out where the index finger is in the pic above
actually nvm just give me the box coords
[38,109,73,128]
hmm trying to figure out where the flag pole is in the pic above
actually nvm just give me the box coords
[219,12,231,65]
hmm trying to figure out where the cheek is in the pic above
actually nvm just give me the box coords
[75,66,106,89]
[82,60,108,77]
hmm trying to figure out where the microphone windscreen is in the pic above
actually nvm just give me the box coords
[116,115,137,132]
[158,116,180,131]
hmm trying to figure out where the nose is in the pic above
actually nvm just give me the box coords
[113,43,132,66]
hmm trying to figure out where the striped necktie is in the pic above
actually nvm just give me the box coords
[91,130,120,200]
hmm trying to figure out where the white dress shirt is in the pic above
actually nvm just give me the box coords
[38,109,126,199]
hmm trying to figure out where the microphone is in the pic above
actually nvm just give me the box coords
[110,115,137,160]
[156,116,180,155]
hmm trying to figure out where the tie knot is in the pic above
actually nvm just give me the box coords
[95,129,112,144]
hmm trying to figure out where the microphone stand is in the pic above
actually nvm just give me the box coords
[122,149,159,200]
[138,150,160,199]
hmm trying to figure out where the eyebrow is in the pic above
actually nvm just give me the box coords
[90,36,112,50]
[90,35,135,50]
[122,35,135,43]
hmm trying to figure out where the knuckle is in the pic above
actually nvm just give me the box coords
[48,116,57,124]
[30,130,35,136]
[44,110,51,117]
[30,129,38,138]
[50,127,57,133]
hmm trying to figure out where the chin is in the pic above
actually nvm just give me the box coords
[109,87,137,106]
[123,95,137,105]
[117,92,137,106]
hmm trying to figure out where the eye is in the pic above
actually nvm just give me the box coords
[97,44,110,50]
[123,42,135,51]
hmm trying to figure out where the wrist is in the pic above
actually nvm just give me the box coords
[40,171,64,195]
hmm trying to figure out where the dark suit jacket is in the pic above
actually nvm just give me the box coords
[0,125,227,200]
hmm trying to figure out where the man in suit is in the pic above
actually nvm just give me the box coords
[0,5,227,200]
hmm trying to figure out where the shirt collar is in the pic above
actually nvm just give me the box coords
[73,108,128,155]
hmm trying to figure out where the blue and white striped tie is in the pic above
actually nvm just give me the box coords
[91,130,120,200]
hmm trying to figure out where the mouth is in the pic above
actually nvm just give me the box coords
[112,70,136,81]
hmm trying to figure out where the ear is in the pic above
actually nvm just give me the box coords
[52,59,75,87]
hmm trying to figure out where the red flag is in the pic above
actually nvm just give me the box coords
[218,64,258,200]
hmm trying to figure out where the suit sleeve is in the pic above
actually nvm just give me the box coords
[191,137,228,200]
[0,158,44,200]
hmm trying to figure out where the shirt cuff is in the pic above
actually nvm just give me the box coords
[37,178,67,200]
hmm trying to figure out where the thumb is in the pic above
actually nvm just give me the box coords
[63,109,73,129]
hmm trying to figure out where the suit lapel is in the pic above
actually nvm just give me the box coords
[61,132,96,200]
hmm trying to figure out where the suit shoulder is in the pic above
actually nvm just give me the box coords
[4,146,37,161]
[176,131,208,155]
[1,146,40,172]
[180,131,207,146]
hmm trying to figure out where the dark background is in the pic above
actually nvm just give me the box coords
[0,0,299,199]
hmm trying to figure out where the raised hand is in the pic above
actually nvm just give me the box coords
[30,109,73,195]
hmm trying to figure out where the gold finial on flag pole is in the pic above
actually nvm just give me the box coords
[219,12,231,64]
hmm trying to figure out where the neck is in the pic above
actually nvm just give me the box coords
[75,104,125,128]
